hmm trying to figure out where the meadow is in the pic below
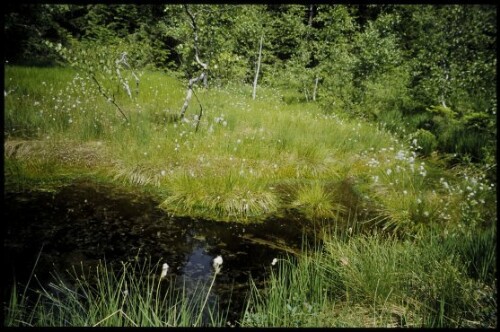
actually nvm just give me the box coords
[4,65,497,327]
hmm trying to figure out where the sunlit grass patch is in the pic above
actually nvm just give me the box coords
[242,252,331,327]
[114,164,164,187]
[5,139,111,169]
[291,181,345,220]
[4,65,495,232]
[321,231,496,327]
[160,171,279,221]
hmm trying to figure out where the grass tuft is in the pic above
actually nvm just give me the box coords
[6,257,227,327]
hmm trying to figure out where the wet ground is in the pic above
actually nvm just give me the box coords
[3,179,311,324]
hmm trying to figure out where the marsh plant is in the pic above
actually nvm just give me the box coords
[242,227,497,328]
[5,257,228,327]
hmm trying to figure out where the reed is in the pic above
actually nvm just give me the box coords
[5,257,228,327]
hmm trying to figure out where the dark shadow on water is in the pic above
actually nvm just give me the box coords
[3,179,310,325]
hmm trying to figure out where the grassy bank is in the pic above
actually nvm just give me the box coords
[242,225,496,327]
[4,66,496,231]
[5,257,228,327]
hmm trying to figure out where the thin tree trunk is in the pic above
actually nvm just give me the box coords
[312,76,319,101]
[116,53,132,99]
[252,35,263,100]
[116,52,140,98]
[179,5,208,127]
[308,4,314,27]
[179,72,205,120]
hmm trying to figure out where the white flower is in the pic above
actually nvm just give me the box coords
[160,170,166,176]
[395,150,406,160]
[213,255,223,273]
[160,263,169,279]
[271,258,278,266]
[386,168,392,176]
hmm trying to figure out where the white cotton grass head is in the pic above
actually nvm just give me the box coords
[160,262,169,279]
[271,258,278,266]
[213,255,223,273]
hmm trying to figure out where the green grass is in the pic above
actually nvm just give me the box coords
[5,224,495,327]
[4,65,497,327]
[241,225,497,328]
[5,257,227,327]
[4,65,497,233]
[8,65,493,228]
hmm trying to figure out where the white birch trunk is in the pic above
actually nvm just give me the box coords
[313,76,319,101]
[252,35,263,100]
[179,5,207,124]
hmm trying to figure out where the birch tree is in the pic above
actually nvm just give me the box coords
[252,35,263,100]
[178,5,208,131]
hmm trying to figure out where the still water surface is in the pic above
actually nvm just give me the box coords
[4,180,310,324]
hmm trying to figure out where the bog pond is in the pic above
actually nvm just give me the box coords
[4,180,316,323]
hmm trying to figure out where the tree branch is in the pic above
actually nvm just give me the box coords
[116,52,140,98]
[178,4,207,128]
[91,74,129,122]
[179,72,205,120]
[184,5,208,70]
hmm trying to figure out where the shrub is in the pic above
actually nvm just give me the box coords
[411,129,437,156]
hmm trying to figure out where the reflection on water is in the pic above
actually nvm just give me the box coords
[3,180,308,324]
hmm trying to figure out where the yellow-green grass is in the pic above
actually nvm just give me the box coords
[242,225,496,327]
[4,65,496,231]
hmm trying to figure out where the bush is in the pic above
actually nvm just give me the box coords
[411,129,437,156]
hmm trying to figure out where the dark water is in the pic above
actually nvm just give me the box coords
[3,180,310,325]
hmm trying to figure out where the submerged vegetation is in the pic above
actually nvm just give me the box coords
[4,3,496,328]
